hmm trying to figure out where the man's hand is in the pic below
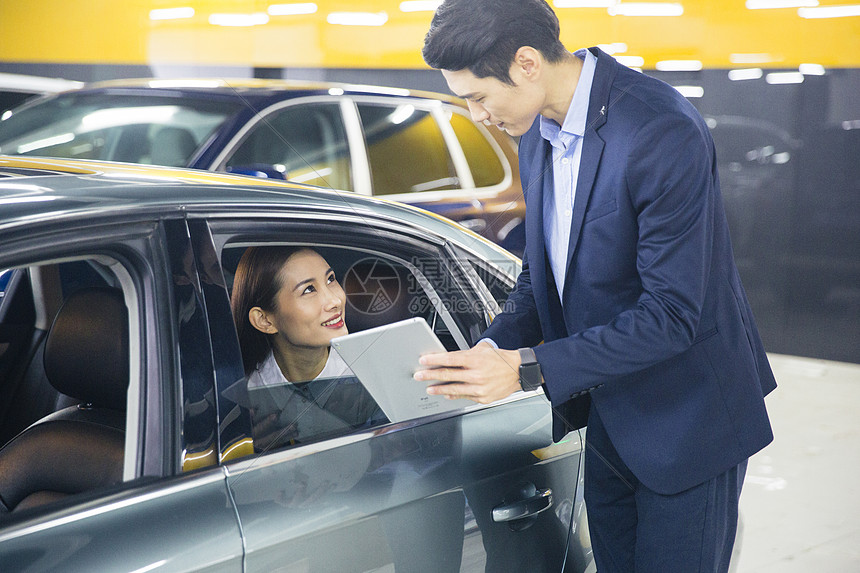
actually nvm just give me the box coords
[414,342,522,404]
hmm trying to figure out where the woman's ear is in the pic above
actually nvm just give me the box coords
[249,307,278,334]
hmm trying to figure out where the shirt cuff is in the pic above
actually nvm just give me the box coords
[476,337,499,349]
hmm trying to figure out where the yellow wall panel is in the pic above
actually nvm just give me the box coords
[253,25,325,67]
[0,1,858,69]
[0,0,149,64]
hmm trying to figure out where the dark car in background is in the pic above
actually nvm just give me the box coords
[0,156,592,572]
[0,79,526,255]
[705,115,798,299]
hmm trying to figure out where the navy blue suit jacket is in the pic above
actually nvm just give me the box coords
[482,48,776,495]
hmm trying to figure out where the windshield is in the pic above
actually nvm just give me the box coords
[0,92,242,167]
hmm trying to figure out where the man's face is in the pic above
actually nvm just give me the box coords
[442,66,543,137]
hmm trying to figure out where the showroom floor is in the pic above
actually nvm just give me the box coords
[732,354,860,572]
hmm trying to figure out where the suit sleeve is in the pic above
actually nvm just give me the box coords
[480,121,545,350]
[481,247,543,349]
[535,113,716,400]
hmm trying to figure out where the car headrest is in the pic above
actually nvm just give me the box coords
[150,126,197,167]
[43,287,129,410]
[342,257,414,333]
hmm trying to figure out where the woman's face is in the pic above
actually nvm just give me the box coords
[257,250,347,349]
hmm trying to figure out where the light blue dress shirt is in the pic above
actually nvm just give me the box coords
[539,49,596,301]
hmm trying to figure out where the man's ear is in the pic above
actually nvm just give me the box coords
[513,46,542,80]
[249,307,278,334]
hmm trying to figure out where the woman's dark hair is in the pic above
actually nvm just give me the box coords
[231,246,310,374]
[422,0,568,85]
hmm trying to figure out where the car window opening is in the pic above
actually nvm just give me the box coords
[0,258,133,517]
[220,242,477,457]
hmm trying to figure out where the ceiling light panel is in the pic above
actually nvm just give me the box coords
[554,0,617,7]
[149,7,195,20]
[327,12,389,26]
[745,0,818,9]
[656,59,703,71]
[766,71,805,84]
[673,85,704,97]
[799,63,826,75]
[728,68,764,80]
[399,1,443,12]
[798,4,860,18]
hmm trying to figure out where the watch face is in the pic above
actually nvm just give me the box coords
[519,363,542,391]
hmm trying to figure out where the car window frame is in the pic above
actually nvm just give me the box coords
[349,97,514,203]
[208,95,371,196]
[206,93,513,203]
[450,243,519,315]
[0,215,251,565]
[185,219,254,465]
[202,210,519,459]
[350,96,470,196]
[0,218,171,483]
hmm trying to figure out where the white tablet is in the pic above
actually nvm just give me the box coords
[330,317,474,422]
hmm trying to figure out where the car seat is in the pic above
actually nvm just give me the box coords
[150,126,197,167]
[0,287,129,514]
[111,124,152,164]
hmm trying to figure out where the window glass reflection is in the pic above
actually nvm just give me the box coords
[226,103,352,191]
[0,94,239,167]
[357,103,459,195]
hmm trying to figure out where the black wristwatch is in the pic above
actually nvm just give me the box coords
[517,347,543,391]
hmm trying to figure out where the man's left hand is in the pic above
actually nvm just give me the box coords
[414,342,522,404]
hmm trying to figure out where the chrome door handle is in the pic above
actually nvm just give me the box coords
[459,218,487,233]
[492,487,553,522]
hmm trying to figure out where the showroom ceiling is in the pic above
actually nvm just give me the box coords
[0,1,858,69]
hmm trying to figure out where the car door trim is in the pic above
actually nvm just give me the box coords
[0,468,230,543]
[340,97,372,196]
[430,102,476,190]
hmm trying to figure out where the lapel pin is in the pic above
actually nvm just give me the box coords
[600,105,606,116]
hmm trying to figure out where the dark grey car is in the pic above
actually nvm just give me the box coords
[0,156,593,572]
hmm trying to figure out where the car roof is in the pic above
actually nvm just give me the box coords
[0,156,516,264]
[52,77,464,106]
[0,72,84,94]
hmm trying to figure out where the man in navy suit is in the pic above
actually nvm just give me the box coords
[418,1,776,571]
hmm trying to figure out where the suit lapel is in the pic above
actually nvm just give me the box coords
[523,137,568,340]
[562,49,617,295]
[524,138,551,311]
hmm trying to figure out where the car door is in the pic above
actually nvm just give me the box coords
[0,217,244,572]
[200,211,588,572]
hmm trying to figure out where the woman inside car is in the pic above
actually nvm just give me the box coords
[230,246,386,449]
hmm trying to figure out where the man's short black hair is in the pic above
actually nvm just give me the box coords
[422,0,569,85]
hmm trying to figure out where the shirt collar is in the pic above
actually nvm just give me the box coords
[254,348,352,385]
[539,48,597,148]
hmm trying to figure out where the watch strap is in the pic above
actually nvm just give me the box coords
[518,347,537,366]
[517,347,542,391]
